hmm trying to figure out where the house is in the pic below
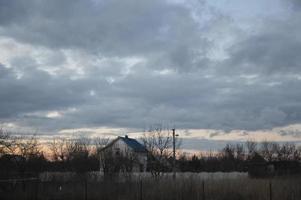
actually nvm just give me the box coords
[99,135,148,173]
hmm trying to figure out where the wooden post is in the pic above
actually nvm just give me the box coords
[202,180,205,200]
[139,179,143,200]
[35,178,39,200]
[84,179,88,200]
[269,180,272,200]
[172,129,176,179]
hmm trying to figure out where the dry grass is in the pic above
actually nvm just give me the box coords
[0,173,300,200]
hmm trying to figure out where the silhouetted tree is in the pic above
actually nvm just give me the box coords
[260,141,274,161]
[141,124,181,177]
[246,140,258,158]
[49,137,69,162]
[65,137,91,174]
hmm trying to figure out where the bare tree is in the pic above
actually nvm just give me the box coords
[0,134,45,177]
[222,144,235,160]
[235,143,245,161]
[142,124,172,157]
[271,143,281,161]
[277,143,297,161]
[258,142,300,161]
[49,137,69,161]
[141,124,181,176]
[296,146,301,161]
[94,137,113,174]
[50,137,92,175]
[99,148,114,176]
[14,135,41,159]
[0,130,42,158]
[94,137,110,155]
[66,137,91,160]
[0,129,17,155]
[260,141,274,161]
[246,140,258,158]
[0,129,10,155]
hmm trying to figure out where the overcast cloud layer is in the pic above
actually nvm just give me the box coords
[1,0,301,137]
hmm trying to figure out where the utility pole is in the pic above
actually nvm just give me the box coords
[172,128,176,179]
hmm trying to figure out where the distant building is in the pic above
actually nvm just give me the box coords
[269,160,300,176]
[99,135,148,173]
[247,153,272,177]
[247,153,301,177]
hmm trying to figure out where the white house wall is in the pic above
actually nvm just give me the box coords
[110,139,129,155]
[100,138,148,172]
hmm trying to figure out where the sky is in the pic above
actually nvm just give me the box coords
[1,0,301,151]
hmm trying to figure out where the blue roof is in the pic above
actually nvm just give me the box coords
[120,136,147,153]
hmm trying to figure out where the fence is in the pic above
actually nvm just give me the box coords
[0,175,300,200]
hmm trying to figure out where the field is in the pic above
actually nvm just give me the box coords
[0,172,300,200]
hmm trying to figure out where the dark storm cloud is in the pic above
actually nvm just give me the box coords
[283,0,301,10]
[0,61,105,119]
[226,21,301,75]
[0,0,205,58]
[1,0,301,133]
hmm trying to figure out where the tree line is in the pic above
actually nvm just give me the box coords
[178,141,301,172]
[1,128,301,178]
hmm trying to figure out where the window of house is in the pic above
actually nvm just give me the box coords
[115,148,120,155]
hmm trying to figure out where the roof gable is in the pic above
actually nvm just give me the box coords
[120,136,147,153]
[101,136,147,153]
